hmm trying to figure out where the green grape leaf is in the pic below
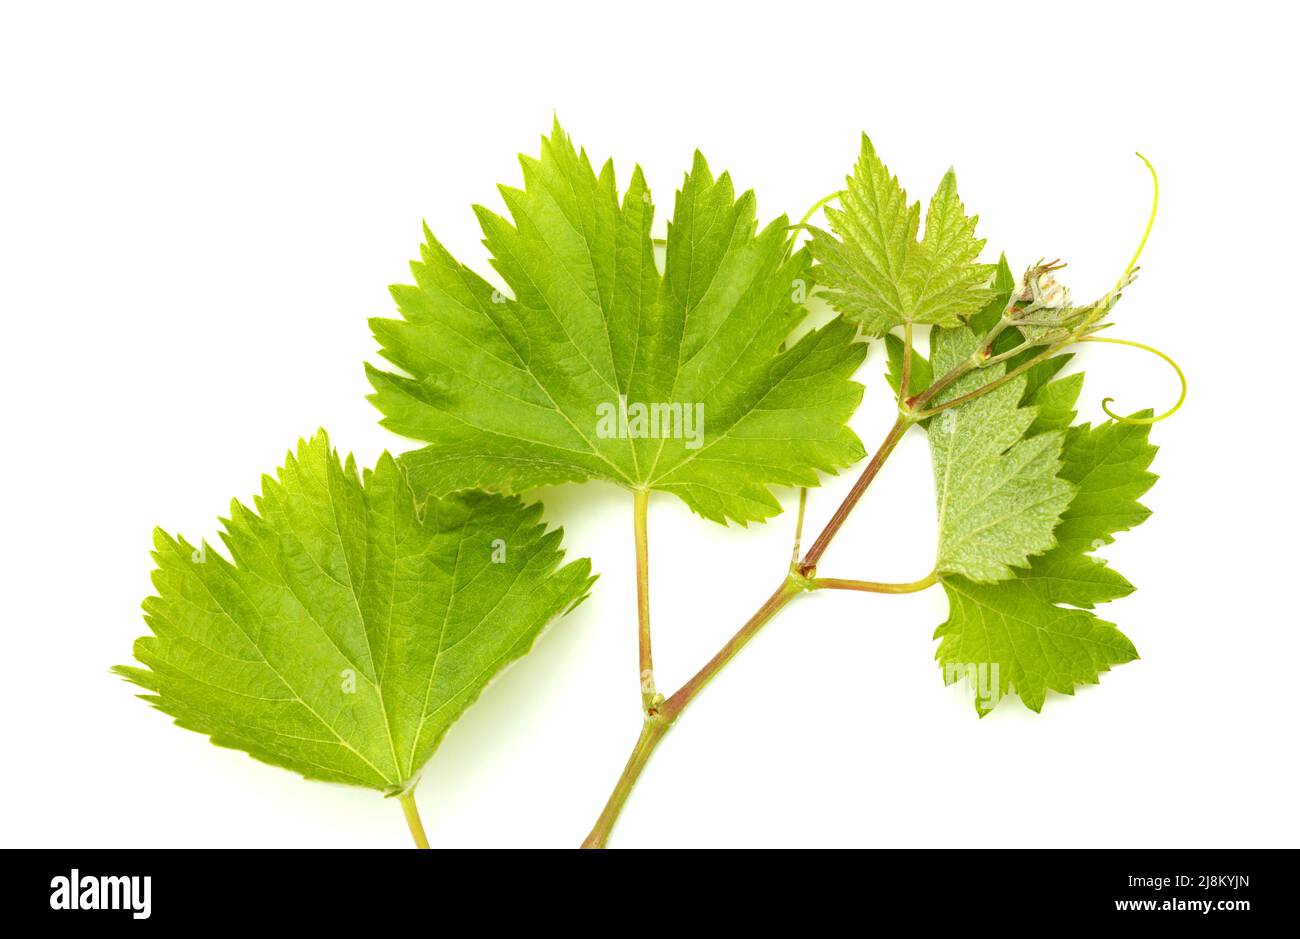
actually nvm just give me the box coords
[935,575,1139,716]
[933,366,1159,714]
[114,431,595,792]
[367,120,867,526]
[1026,371,1083,436]
[1023,409,1159,608]
[929,327,1074,583]
[808,135,996,337]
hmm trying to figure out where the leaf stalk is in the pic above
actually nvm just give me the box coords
[398,790,429,849]
[810,572,938,594]
[633,488,659,714]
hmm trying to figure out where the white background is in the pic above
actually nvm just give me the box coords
[3,1,1297,849]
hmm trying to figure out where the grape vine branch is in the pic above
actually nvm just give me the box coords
[580,155,1176,848]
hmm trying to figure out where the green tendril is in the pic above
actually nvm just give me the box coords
[1074,153,1161,337]
[1079,336,1186,425]
[784,190,842,258]
[1070,154,1180,426]
[1121,152,1160,286]
[797,191,842,229]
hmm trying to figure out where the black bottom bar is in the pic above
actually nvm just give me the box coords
[5,848,1289,926]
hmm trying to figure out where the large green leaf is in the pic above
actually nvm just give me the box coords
[367,120,867,525]
[115,431,594,792]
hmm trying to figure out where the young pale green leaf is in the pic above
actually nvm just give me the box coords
[933,365,1159,714]
[929,326,1074,582]
[114,431,594,793]
[367,120,867,526]
[808,135,996,337]
[883,255,1017,404]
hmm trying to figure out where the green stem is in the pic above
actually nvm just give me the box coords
[581,718,669,849]
[909,314,1022,414]
[913,342,1062,419]
[898,321,914,405]
[633,488,657,712]
[810,572,937,594]
[399,790,429,849]
[581,579,801,848]
[661,580,802,721]
[797,415,912,574]
[790,487,809,565]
